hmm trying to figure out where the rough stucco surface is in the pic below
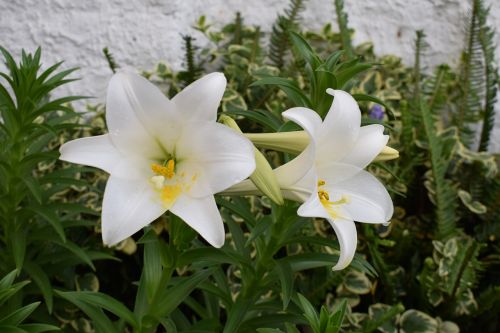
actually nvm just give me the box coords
[1,0,499,151]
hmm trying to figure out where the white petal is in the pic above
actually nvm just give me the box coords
[331,170,393,223]
[170,194,225,247]
[101,176,167,246]
[175,122,255,197]
[327,218,357,271]
[172,72,226,122]
[317,90,361,164]
[340,125,389,169]
[106,70,178,157]
[59,134,147,179]
[282,167,316,202]
[297,192,330,220]
[274,107,322,192]
[316,162,363,185]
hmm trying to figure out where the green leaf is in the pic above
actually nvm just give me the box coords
[245,216,273,246]
[18,323,60,333]
[327,299,347,333]
[0,270,18,289]
[10,227,26,272]
[55,290,138,329]
[289,31,321,70]
[0,281,31,306]
[177,248,242,267]
[27,206,65,242]
[0,326,27,333]
[149,268,214,319]
[23,261,53,313]
[53,240,95,270]
[0,302,40,325]
[143,231,162,301]
[250,77,312,108]
[335,62,372,88]
[276,261,294,310]
[223,298,252,333]
[296,293,320,333]
[226,109,282,132]
[21,177,43,204]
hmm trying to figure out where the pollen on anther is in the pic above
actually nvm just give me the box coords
[165,159,175,179]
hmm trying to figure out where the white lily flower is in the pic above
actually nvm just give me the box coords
[278,89,393,270]
[59,71,255,247]
[227,89,393,270]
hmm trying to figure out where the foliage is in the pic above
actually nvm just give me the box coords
[0,0,498,332]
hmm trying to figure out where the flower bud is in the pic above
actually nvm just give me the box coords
[219,115,284,205]
[374,145,399,161]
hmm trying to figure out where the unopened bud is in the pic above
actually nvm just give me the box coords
[374,146,399,162]
[219,115,284,205]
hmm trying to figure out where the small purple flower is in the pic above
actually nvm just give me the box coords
[369,104,385,120]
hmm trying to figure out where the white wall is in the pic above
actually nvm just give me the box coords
[1,0,499,150]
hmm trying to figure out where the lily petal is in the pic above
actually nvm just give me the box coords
[331,170,393,223]
[341,124,389,169]
[327,218,357,271]
[102,176,167,246]
[297,191,330,220]
[170,194,225,247]
[176,122,255,197]
[274,107,322,191]
[59,134,147,179]
[317,90,361,164]
[106,70,178,157]
[172,72,226,122]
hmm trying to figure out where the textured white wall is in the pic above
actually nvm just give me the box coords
[1,0,499,150]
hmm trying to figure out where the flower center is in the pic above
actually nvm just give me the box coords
[317,179,349,219]
[149,159,195,208]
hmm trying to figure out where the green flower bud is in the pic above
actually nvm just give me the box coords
[219,115,284,205]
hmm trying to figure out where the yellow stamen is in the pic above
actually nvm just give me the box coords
[165,159,175,179]
[151,159,176,179]
[318,190,330,202]
[317,180,350,220]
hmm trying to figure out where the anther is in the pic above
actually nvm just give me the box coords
[165,159,175,179]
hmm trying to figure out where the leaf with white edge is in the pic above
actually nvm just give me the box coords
[399,310,437,333]
[343,270,372,295]
[367,303,404,333]
[438,320,460,333]
[458,189,487,214]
